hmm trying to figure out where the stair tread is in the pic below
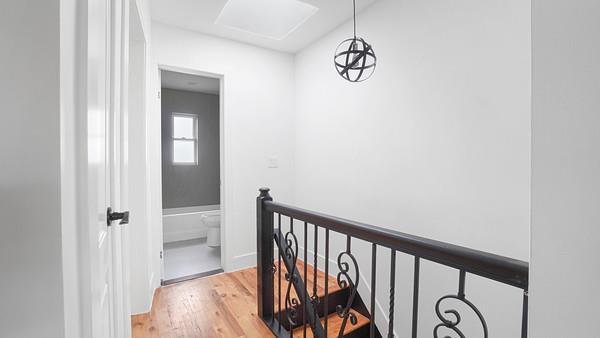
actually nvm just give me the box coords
[292,309,370,338]
[274,259,343,305]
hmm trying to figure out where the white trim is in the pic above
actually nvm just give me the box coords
[60,1,83,336]
[230,252,258,272]
[148,272,155,289]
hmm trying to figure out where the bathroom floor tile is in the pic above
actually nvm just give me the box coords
[163,238,221,281]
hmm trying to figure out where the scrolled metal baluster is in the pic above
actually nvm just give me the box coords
[277,214,282,331]
[433,271,488,338]
[284,230,300,327]
[522,290,528,338]
[388,249,396,338]
[311,225,319,319]
[369,244,377,338]
[303,222,308,338]
[335,245,360,337]
[324,229,330,336]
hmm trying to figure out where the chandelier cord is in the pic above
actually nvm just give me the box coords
[353,0,357,39]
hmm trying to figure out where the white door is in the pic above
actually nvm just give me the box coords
[85,0,130,337]
[110,0,132,337]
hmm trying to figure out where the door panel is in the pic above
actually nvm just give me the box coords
[87,0,115,336]
[84,0,132,336]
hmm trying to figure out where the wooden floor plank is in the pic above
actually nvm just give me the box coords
[132,267,272,338]
[132,261,348,338]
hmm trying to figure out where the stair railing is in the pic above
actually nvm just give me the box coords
[257,188,529,338]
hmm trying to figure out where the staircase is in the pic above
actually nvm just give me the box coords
[273,260,380,338]
[257,188,530,338]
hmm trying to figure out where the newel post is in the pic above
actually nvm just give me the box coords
[257,187,274,320]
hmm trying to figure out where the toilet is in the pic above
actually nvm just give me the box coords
[202,212,221,248]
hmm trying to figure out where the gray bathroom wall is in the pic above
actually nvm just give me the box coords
[161,88,220,208]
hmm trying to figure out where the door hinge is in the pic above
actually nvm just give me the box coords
[158,91,161,99]
[160,251,163,259]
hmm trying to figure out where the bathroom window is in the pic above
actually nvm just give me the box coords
[172,113,198,165]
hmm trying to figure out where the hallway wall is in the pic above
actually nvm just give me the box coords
[293,0,530,335]
[530,0,600,336]
[161,88,220,208]
[0,1,64,337]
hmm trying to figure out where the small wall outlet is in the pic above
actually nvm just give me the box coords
[267,156,279,168]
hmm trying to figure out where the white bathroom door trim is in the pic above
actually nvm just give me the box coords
[157,64,227,274]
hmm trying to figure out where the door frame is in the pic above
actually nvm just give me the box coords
[157,64,227,275]
[127,0,155,316]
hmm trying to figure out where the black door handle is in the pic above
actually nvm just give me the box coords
[107,207,129,226]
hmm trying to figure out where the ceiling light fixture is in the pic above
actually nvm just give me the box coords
[334,0,376,82]
[216,0,318,41]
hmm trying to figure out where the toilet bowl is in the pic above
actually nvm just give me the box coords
[202,213,221,248]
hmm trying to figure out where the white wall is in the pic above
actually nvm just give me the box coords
[530,0,600,336]
[293,0,530,336]
[0,1,65,337]
[151,24,296,272]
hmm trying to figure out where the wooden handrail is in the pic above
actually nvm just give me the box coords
[264,200,528,290]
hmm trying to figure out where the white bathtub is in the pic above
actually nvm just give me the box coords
[162,205,220,243]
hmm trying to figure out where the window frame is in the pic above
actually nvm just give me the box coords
[171,112,198,165]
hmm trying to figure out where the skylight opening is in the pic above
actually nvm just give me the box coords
[216,0,319,41]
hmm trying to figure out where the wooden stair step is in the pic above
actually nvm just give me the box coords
[292,310,370,338]
[274,259,343,305]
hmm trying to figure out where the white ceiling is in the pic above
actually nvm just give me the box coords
[161,70,220,95]
[150,0,379,53]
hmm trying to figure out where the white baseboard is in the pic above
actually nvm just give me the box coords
[163,230,206,243]
[228,252,257,272]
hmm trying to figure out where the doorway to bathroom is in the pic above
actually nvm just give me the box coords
[159,68,223,284]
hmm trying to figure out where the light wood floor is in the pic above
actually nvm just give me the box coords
[132,262,339,338]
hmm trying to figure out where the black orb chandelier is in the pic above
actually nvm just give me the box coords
[334,0,377,82]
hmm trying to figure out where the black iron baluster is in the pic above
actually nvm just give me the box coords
[273,260,276,324]
[388,249,396,338]
[522,290,528,338]
[276,225,325,338]
[411,257,420,338]
[303,222,308,338]
[273,241,276,324]
[312,225,319,323]
[278,213,282,332]
[284,217,300,336]
[434,270,488,338]
[370,243,377,338]
[458,270,466,299]
[336,237,359,337]
[324,229,330,336]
